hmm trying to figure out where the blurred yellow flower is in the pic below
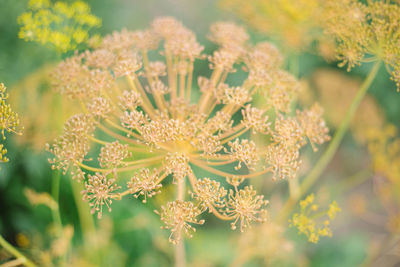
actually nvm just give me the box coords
[290,194,341,243]
[18,0,101,52]
[219,0,329,53]
[367,125,400,233]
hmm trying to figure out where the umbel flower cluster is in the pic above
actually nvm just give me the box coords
[47,17,330,244]
[222,0,400,91]
[1,83,21,163]
[323,0,400,90]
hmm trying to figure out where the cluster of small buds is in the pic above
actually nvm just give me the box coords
[52,54,113,99]
[208,48,241,72]
[86,97,112,119]
[191,178,227,210]
[297,103,331,151]
[0,145,7,163]
[47,114,94,179]
[1,83,22,163]
[265,145,300,180]
[84,48,115,69]
[113,51,142,78]
[203,110,232,134]
[152,17,204,61]
[289,194,341,243]
[241,105,270,134]
[120,110,147,131]
[146,80,170,95]
[165,153,191,182]
[1,83,21,140]
[47,17,330,243]
[147,61,167,77]
[264,71,300,113]
[226,139,258,170]
[216,84,251,106]
[82,173,121,219]
[155,200,205,244]
[98,141,130,169]
[322,0,400,91]
[194,134,223,157]
[128,168,162,203]
[273,116,303,148]
[245,42,283,71]
[208,22,249,48]
[225,186,269,232]
[118,90,142,110]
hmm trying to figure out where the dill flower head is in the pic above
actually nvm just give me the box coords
[18,0,101,52]
[1,83,22,163]
[223,0,400,87]
[47,17,330,243]
[322,0,400,90]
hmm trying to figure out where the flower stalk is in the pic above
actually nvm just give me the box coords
[279,60,382,222]
[0,235,37,267]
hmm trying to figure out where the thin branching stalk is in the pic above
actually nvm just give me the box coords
[279,60,382,222]
[0,235,37,267]
[51,170,63,232]
[70,181,95,240]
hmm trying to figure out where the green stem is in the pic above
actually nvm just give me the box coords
[51,171,69,266]
[279,61,382,222]
[0,235,37,267]
[51,170,63,231]
[288,178,300,199]
[70,180,95,241]
[289,53,300,78]
[337,168,372,192]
